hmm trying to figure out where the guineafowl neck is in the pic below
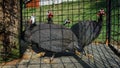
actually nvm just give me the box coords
[98,15,103,23]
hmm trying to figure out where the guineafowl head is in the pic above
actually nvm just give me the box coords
[97,9,106,16]
[97,9,106,23]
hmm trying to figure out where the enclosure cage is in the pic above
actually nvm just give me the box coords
[21,0,120,50]
[0,0,120,68]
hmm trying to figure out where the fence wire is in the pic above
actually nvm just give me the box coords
[0,0,120,67]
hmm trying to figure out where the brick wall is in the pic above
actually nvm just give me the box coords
[26,0,40,8]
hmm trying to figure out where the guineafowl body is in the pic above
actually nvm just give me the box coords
[71,9,105,50]
[24,23,79,53]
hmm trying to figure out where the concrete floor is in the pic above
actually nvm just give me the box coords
[0,43,120,68]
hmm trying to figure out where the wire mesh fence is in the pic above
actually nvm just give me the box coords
[21,0,120,58]
[111,0,120,45]
[0,0,120,67]
[22,0,107,42]
[110,0,120,55]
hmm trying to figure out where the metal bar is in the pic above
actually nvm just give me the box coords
[106,0,111,45]
[19,0,23,57]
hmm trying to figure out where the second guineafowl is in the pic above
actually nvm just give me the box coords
[71,9,105,52]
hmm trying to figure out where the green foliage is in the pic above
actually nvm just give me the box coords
[22,0,119,42]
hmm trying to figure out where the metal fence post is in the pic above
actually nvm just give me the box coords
[19,0,23,57]
[106,0,111,45]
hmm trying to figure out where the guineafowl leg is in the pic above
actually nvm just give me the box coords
[82,49,86,56]
[75,48,86,58]
[50,53,55,63]
[43,53,55,63]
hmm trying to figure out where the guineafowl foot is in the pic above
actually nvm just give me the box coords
[75,50,85,59]
[32,52,45,59]
[81,49,93,58]
[75,49,87,58]
[36,52,45,57]
[85,54,94,59]
[75,50,81,55]
[43,58,55,64]
[43,54,55,64]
